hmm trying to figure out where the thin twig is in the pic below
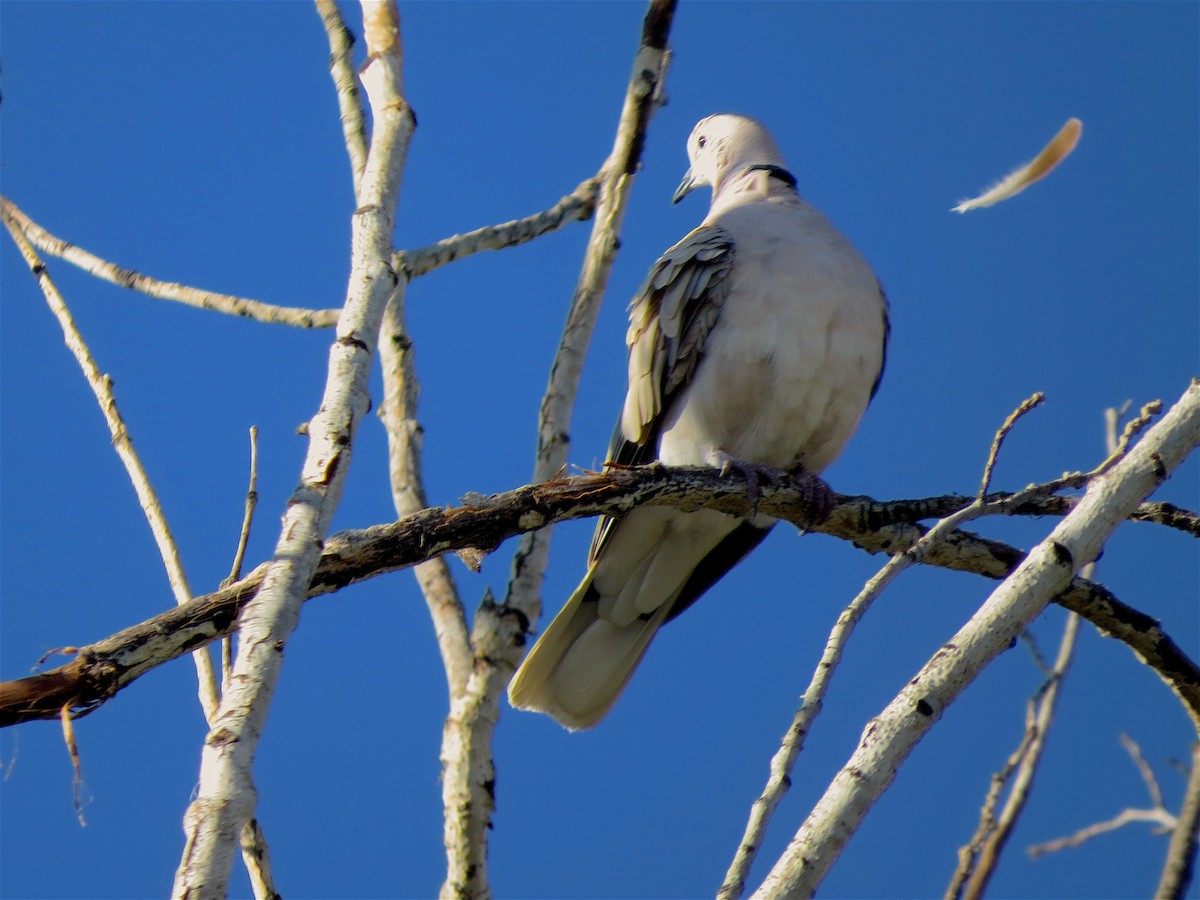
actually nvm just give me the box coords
[956,612,1080,900]
[1157,742,1200,900]
[1094,401,1163,477]
[1026,733,1179,864]
[950,401,1126,898]
[720,553,907,898]
[400,177,600,278]
[978,392,1045,500]
[222,426,261,590]
[1,196,341,329]
[60,704,89,827]
[221,426,260,693]
[315,0,369,197]
[1028,807,1177,858]
[947,705,1040,900]
[1123,732,1168,813]
[1,209,221,721]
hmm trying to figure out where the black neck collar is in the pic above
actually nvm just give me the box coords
[743,164,797,189]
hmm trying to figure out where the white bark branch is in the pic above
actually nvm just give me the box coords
[1026,732,1200,900]
[0,195,342,329]
[316,0,369,197]
[436,6,677,896]
[950,404,1124,900]
[170,3,414,895]
[378,299,471,695]
[751,380,1200,899]
[400,177,599,278]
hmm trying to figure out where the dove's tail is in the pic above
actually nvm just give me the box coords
[507,573,671,731]
[508,508,773,730]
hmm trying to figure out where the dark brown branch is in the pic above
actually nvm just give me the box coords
[2,466,1196,728]
[856,493,1199,538]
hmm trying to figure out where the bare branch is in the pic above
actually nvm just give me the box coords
[0,196,341,328]
[316,0,369,196]
[209,427,277,900]
[725,393,1060,900]
[1158,742,1200,900]
[751,379,1200,898]
[3,460,1196,762]
[502,0,677,625]
[378,300,471,695]
[432,4,677,895]
[1026,733,1199,900]
[222,427,261,592]
[952,613,1080,900]
[171,3,415,894]
[950,401,1123,898]
[947,705,1040,900]
[978,392,1045,499]
[401,177,600,278]
[847,493,1200,539]
[1094,400,1164,477]
[1123,732,1168,813]
[1028,807,1177,858]
[720,548,904,898]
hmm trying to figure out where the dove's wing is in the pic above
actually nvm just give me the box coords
[590,225,738,560]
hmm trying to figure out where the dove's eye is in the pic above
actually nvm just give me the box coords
[696,136,707,149]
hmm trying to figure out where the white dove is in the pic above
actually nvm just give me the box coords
[508,114,889,730]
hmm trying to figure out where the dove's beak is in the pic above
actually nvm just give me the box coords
[673,167,700,204]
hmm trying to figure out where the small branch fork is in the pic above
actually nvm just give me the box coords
[721,393,1048,899]
[1,102,282,900]
[946,402,1128,900]
[748,381,1199,898]
[1026,735,1200,900]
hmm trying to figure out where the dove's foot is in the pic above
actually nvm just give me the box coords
[706,450,784,507]
[785,465,836,526]
[705,451,836,524]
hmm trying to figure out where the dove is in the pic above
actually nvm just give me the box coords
[508,114,889,730]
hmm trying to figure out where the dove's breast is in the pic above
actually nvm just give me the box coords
[657,199,887,474]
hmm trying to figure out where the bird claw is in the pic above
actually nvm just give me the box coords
[707,451,782,509]
[787,467,836,525]
[706,452,835,524]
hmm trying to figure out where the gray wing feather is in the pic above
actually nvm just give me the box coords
[619,225,734,448]
[592,226,734,564]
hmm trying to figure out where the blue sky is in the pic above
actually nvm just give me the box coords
[1,2,1197,898]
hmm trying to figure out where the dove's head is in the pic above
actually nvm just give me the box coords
[674,114,789,204]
